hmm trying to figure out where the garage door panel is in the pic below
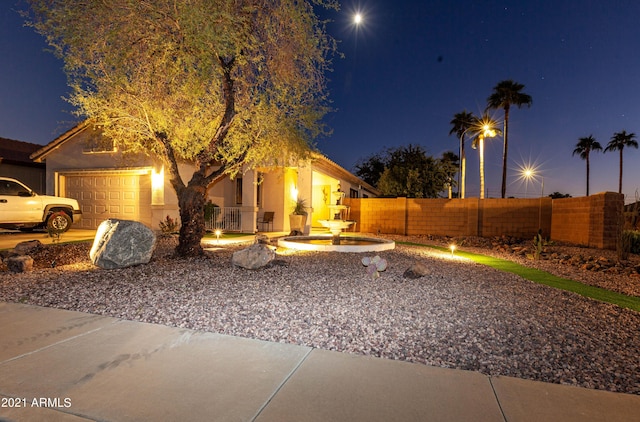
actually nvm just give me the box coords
[63,172,152,229]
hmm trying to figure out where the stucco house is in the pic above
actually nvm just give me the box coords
[0,138,46,193]
[30,122,378,233]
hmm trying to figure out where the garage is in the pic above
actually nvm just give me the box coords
[60,170,152,229]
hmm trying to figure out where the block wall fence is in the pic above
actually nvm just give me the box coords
[343,191,623,250]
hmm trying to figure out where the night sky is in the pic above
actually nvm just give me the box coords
[2,1,640,201]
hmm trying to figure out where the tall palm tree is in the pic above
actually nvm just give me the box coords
[439,150,460,198]
[470,113,501,199]
[572,135,602,196]
[604,130,638,194]
[486,80,532,198]
[449,110,475,198]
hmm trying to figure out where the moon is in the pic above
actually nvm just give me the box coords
[354,13,362,25]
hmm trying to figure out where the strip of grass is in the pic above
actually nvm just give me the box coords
[398,241,640,312]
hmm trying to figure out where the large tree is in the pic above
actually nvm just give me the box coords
[355,145,455,198]
[605,130,638,194]
[25,0,337,256]
[448,110,475,198]
[470,113,501,199]
[353,151,386,187]
[486,80,532,198]
[572,135,602,196]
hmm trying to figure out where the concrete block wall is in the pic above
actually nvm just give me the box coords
[346,192,621,250]
[405,198,478,237]
[349,197,406,235]
[551,196,591,246]
[481,198,552,238]
[551,192,623,249]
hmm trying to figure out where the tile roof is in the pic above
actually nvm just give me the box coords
[0,137,45,166]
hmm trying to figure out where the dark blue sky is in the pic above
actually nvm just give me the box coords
[2,1,640,201]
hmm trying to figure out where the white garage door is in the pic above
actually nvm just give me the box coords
[62,171,152,229]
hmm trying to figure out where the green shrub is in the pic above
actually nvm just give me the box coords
[626,230,640,255]
[203,201,219,222]
[159,214,179,234]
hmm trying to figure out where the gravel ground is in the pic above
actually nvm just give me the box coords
[392,234,640,298]
[1,236,639,395]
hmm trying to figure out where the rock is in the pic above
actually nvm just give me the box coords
[7,255,34,273]
[232,243,275,269]
[14,240,42,255]
[90,219,157,269]
[403,260,430,279]
[0,249,18,261]
[255,234,271,245]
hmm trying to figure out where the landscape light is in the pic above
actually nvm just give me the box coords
[450,244,456,256]
[215,229,222,244]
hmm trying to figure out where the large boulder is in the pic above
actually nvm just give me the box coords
[90,219,157,269]
[7,255,34,273]
[232,243,275,269]
[14,240,43,255]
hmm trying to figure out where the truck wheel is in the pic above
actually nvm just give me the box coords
[47,211,72,233]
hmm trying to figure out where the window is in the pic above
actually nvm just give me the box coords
[256,173,264,207]
[82,133,116,153]
[0,180,30,196]
[349,188,359,198]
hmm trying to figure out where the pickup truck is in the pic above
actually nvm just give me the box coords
[0,177,82,232]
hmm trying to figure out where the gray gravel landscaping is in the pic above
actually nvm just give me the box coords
[1,236,639,395]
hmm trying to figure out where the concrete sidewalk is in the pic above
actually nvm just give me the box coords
[0,302,638,422]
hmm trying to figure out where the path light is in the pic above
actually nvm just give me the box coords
[215,229,222,244]
[450,244,456,256]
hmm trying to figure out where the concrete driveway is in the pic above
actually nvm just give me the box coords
[0,229,96,250]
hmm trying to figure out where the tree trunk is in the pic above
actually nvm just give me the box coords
[586,156,590,196]
[479,135,485,199]
[461,143,466,199]
[501,107,510,198]
[176,184,207,256]
[619,150,623,194]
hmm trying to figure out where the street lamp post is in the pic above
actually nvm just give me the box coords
[522,167,545,229]
[523,168,533,198]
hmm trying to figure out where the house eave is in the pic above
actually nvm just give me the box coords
[30,121,91,162]
[310,152,381,196]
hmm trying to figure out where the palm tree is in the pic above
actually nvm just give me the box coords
[439,151,460,198]
[470,113,501,199]
[604,130,638,194]
[486,80,533,198]
[449,111,475,198]
[572,135,603,196]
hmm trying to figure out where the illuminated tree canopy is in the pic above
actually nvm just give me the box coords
[26,0,338,255]
[355,145,458,198]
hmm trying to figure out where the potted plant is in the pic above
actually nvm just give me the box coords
[289,197,308,234]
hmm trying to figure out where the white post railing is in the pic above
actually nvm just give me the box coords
[205,207,242,232]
